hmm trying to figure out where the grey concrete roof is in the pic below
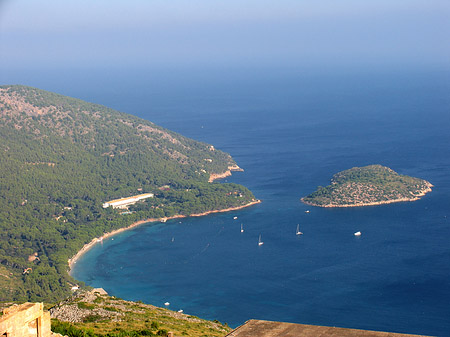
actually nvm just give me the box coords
[226,320,431,337]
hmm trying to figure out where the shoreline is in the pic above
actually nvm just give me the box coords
[208,165,244,182]
[301,183,433,208]
[68,199,261,274]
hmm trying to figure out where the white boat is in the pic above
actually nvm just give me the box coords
[258,235,264,246]
[233,216,238,220]
[164,302,170,306]
[178,309,183,313]
[305,210,310,213]
[354,231,361,236]
[241,224,244,233]
[171,237,175,242]
[296,224,303,235]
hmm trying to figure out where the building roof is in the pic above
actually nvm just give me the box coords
[102,193,154,208]
[106,193,153,205]
[226,320,430,337]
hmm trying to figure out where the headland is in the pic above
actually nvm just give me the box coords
[209,165,244,182]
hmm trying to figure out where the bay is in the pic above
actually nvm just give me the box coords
[65,67,450,336]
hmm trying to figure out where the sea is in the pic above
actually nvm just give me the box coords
[7,66,450,336]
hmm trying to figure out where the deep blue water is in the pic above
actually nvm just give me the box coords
[12,67,450,336]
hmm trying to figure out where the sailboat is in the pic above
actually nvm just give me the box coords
[296,224,303,235]
[258,235,264,246]
[241,223,244,233]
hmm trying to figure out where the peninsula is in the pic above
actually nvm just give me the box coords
[302,165,432,207]
[0,85,257,302]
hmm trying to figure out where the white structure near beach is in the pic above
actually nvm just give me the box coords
[102,193,154,209]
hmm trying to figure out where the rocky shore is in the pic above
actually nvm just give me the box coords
[208,165,244,182]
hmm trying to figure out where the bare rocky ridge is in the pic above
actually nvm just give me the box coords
[50,289,124,323]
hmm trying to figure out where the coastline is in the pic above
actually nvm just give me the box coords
[68,199,261,274]
[208,165,244,182]
[301,183,433,208]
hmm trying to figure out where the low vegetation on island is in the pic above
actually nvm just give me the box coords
[0,85,257,303]
[302,165,432,207]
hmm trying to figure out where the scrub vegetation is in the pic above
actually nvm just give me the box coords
[49,289,231,337]
[302,165,432,207]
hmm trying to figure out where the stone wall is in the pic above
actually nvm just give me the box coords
[0,302,55,337]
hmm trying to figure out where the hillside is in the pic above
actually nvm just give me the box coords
[0,85,256,302]
[49,289,231,337]
[302,165,432,207]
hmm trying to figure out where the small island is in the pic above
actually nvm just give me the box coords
[302,165,433,207]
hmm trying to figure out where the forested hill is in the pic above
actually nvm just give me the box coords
[0,85,256,302]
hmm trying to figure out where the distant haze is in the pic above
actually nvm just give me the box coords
[0,0,449,71]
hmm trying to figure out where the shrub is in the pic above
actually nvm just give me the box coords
[104,306,119,312]
[83,314,103,323]
[77,302,95,310]
[93,296,103,303]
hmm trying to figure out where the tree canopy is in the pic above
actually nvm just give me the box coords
[0,85,256,301]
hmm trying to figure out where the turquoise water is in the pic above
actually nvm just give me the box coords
[65,68,450,336]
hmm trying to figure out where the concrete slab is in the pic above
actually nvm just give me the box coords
[226,320,432,337]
